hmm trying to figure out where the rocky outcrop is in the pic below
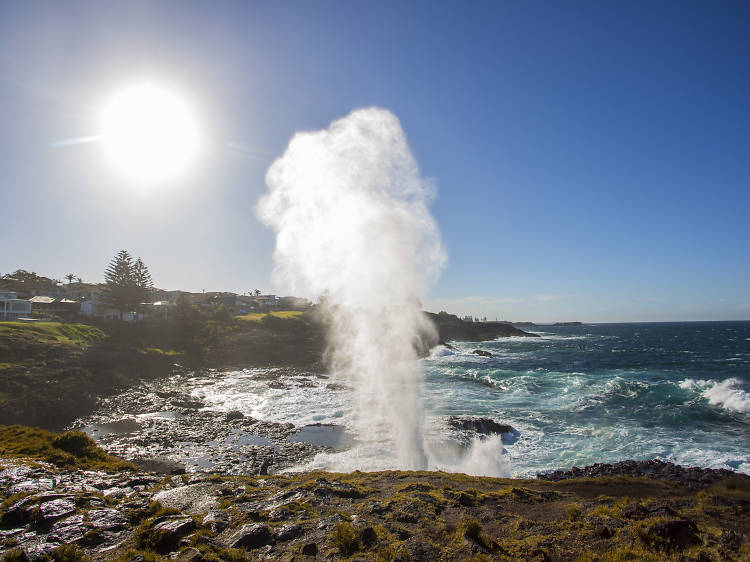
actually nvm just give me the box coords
[537,459,750,489]
[447,416,520,444]
[424,312,539,342]
[471,349,493,357]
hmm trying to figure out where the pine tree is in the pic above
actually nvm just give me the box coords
[132,257,154,308]
[102,250,136,320]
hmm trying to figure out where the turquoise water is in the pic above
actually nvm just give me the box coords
[422,321,750,477]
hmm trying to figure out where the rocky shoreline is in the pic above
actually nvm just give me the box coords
[1,454,749,561]
[537,459,750,490]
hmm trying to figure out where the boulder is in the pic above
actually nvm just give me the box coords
[447,416,519,443]
[87,508,128,531]
[275,523,303,541]
[471,349,493,357]
[644,519,700,550]
[229,523,274,549]
[177,547,204,561]
[38,498,76,522]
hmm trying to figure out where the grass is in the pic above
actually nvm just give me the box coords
[137,347,184,356]
[0,321,106,348]
[0,425,133,472]
[236,310,305,322]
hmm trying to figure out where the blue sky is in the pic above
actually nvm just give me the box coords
[1,1,748,322]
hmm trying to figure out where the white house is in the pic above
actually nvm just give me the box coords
[0,290,32,321]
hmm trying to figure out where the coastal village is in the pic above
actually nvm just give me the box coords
[0,269,312,324]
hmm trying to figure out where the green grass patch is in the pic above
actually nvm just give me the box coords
[236,310,305,322]
[137,347,184,356]
[0,321,106,348]
[0,425,133,472]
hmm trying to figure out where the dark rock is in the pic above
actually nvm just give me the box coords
[225,410,245,421]
[1,495,36,526]
[275,523,303,541]
[719,529,741,551]
[471,349,493,357]
[594,525,613,538]
[447,416,519,444]
[644,519,700,550]
[301,542,318,555]
[229,523,274,549]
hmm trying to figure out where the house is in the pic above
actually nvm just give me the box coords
[0,290,32,321]
[28,296,80,319]
[255,294,280,310]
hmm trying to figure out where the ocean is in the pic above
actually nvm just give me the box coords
[186,321,750,477]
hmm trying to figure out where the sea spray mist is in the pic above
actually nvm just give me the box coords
[258,108,444,470]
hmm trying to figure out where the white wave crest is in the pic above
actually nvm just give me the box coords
[680,377,750,413]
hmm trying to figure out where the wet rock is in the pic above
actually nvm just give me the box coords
[471,349,493,357]
[644,519,700,550]
[447,416,519,444]
[225,410,245,421]
[275,523,303,541]
[38,497,76,522]
[88,508,128,530]
[229,523,274,549]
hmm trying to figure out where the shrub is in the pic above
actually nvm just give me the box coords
[332,521,359,555]
[567,503,583,521]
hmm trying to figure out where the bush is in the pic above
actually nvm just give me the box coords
[566,503,582,521]
[332,521,359,555]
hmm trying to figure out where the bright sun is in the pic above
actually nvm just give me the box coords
[100,83,199,184]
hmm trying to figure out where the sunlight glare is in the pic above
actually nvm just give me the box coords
[100,83,199,184]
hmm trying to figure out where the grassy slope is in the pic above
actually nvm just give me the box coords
[0,425,133,471]
[0,321,106,348]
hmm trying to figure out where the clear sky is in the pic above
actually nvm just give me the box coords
[1,1,748,322]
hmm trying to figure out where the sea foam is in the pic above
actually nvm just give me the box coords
[680,377,750,413]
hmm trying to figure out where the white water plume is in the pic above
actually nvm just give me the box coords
[258,108,444,470]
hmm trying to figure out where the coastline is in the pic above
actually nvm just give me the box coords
[0,453,748,560]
